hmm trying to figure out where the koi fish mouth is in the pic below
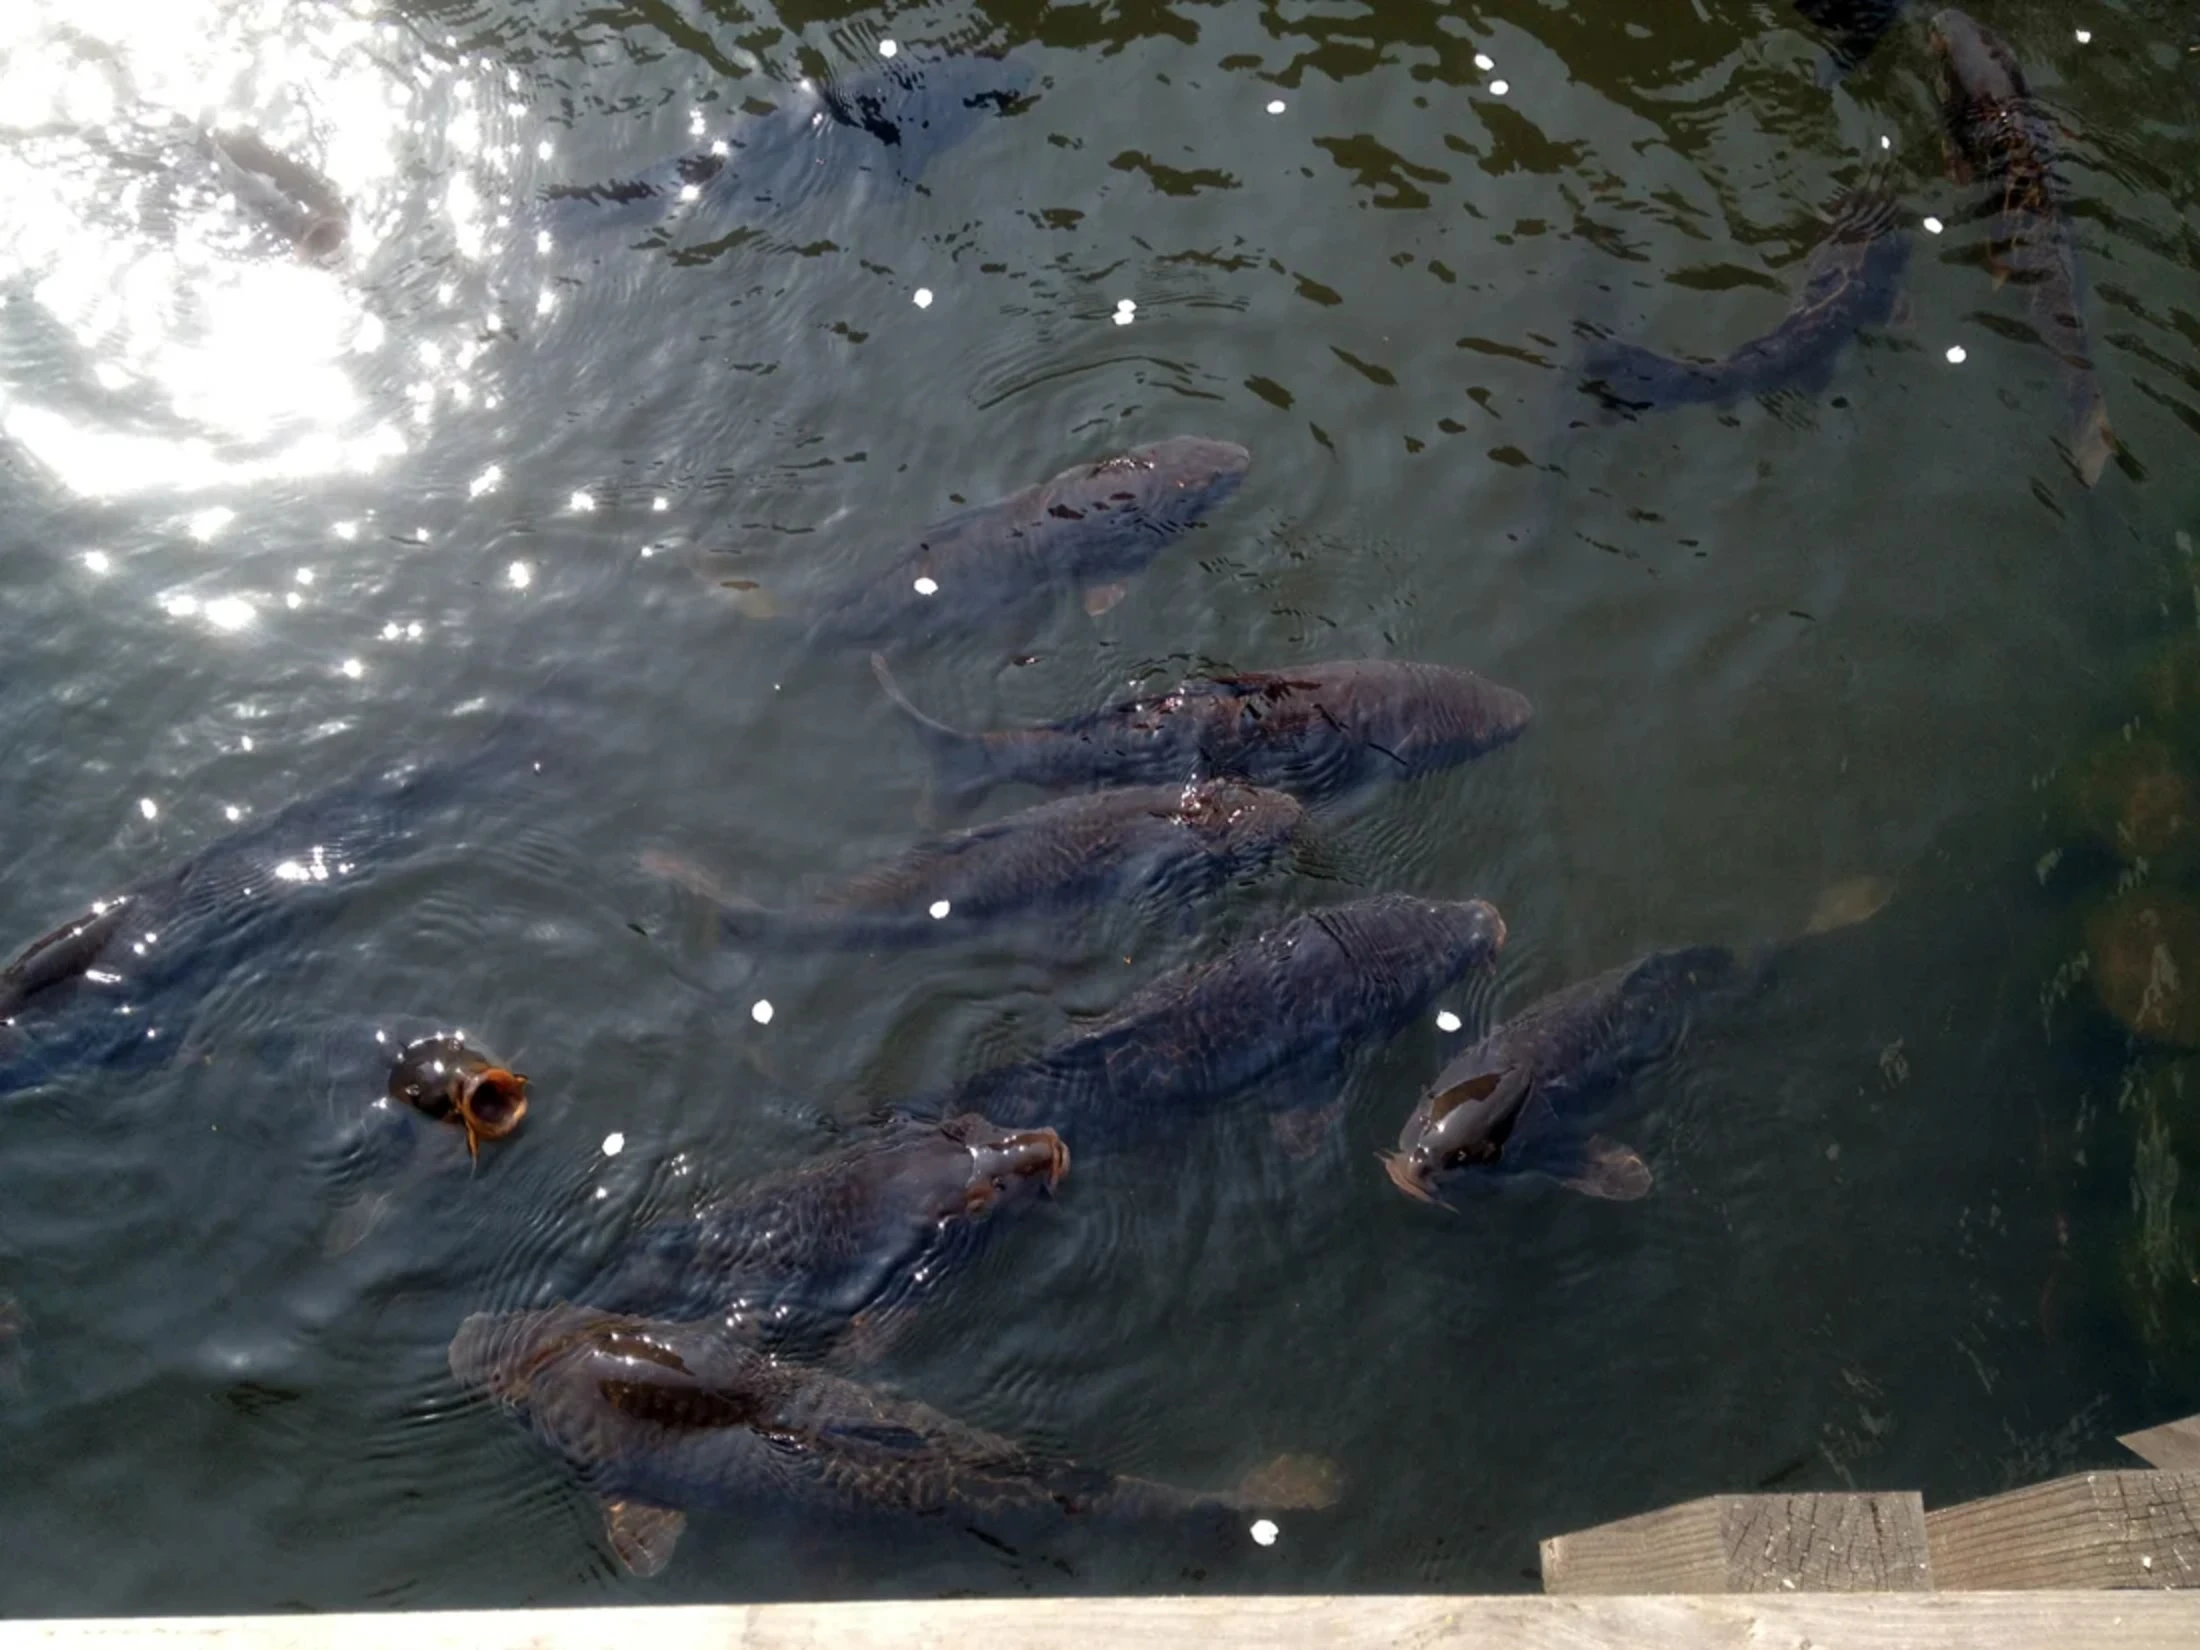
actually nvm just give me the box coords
[457,1067,530,1158]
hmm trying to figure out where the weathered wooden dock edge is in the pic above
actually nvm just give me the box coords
[4,1595,2200,1650]
[1537,1417,2200,1596]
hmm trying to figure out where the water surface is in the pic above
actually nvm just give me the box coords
[2,0,2199,1612]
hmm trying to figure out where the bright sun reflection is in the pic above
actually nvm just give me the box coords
[0,3,512,499]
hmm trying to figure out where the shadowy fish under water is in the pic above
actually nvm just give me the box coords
[199,126,349,263]
[929,894,1507,1156]
[873,656,1532,811]
[1384,946,1769,1206]
[449,1303,1339,1576]
[1794,0,1909,76]
[641,779,1303,953]
[0,720,544,1098]
[533,50,1033,245]
[25,28,348,264]
[1585,191,1910,415]
[727,438,1251,653]
[1929,9,2115,486]
[578,1110,1067,1355]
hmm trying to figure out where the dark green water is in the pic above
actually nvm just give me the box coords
[2,0,2199,1612]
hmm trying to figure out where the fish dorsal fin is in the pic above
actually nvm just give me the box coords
[602,1499,686,1577]
[1426,1069,1503,1122]
[821,1421,935,1454]
[597,1372,763,1432]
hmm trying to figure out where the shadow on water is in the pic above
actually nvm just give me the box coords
[0,0,2198,1615]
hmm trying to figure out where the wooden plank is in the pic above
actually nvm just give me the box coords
[1539,1492,1932,1593]
[2121,1416,2200,1471]
[3,1594,2200,1650]
[1927,1470,2200,1590]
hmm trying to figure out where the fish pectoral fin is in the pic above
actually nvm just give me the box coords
[1271,1100,1343,1162]
[320,1191,393,1257]
[1555,1136,1653,1202]
[2074,408,2116,488]
[1805,873,1895,936]
[638,847,736,906]
[602,1499,686,1577]
[1081,580,1131,617]
[839,1302,916,1364]
[717,579,780,621]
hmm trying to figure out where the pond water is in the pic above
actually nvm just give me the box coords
[2,0,2199,1614]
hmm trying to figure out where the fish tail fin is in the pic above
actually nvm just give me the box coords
[1233,1452,1343,1512]
[870,651,995,810]
[1752,870,1897,988]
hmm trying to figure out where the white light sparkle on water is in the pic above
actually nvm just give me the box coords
[203,595,254,631]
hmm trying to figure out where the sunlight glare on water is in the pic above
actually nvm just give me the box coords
[0,0,517,499]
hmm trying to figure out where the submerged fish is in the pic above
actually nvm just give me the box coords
[745,438,1250,652]
[0,722,541,1094]
[1383,946,1765,1205]
[1929,10,2114,486]
[580,1112,1066,1353]
[874,656,1532,810]
[936,894,1507,1151]
[537,51,1032,243]
[450,1302,1338,1576]
[201,127,349,263]
[1586,191,1910,414]
[644,780,1302,952]
[1794,0,1909,75]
